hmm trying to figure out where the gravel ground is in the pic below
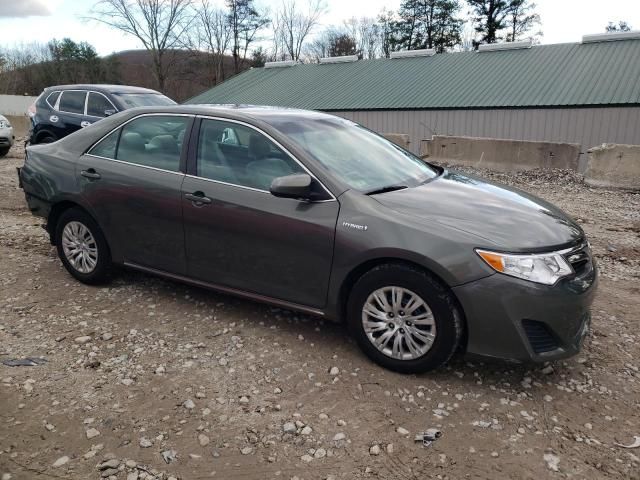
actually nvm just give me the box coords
[1,140,639,480]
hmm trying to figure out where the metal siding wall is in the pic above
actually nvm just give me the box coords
[330,107,640,154]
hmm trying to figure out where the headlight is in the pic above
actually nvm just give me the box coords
[0,120,8,128]
[476,249,573,285]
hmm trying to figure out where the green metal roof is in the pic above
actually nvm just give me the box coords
[186,39,640,110]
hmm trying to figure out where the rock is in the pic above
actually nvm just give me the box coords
[314,448,326,459]
[155,365,166,374]
[52,456,70,467]
[127,472,139,480]
[333,432,346,441]
[370,445,381,455]
[101,333,113,341]
[101,468,119,477]
[198,434,210,446]
[239,396,249,404]
[541,365,555,375]
[337,419,347,427]
[98,459,120,470]
[329,367,340,376]
[397,427,410,436]
[125,460,137,468]
[161,449,177,464]
[491,451,499,458]
[301,426,312,435]
[544,453,560,472]
[283,422,296,434]
[240,446,253,455]
[139,437,153,448]
[121,378,134,386]
[274,387,282,394]
[75,336,92,344]
[183,399,196,410]
[86,427,100,439]
[386,443,394,454]
[301,454,313,462]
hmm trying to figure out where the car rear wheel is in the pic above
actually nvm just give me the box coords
[55,208,112,284]
[347,263,462,373]
[0,147,9,157]
[39,135,56,144]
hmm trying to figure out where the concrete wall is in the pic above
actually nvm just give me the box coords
[382,133,410,150]
[6,115,31,139]
[0,94,37,116]
[583,144,640,190]
[334,106,640,156]
[420,135,581,172]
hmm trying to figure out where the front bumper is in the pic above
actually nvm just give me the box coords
[453,259,597,363]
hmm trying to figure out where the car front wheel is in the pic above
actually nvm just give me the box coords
[347,263,463,373]
[55,208,112,284]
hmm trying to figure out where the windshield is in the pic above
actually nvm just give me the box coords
[112,93,176,108]
[269,116,437,192]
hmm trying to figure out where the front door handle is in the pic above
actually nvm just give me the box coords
[185,192,212,205]
[81,169,101,180]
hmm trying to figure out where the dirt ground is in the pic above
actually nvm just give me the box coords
[1,139,639,480]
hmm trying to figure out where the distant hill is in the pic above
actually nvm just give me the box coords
[109,49,245,102]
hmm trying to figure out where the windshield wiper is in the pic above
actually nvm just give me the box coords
[365,185,408,196]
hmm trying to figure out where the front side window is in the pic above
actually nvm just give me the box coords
[87,92,115,118]
[59,91,87,114]
[197,119,304,190]
[270,116,438,193]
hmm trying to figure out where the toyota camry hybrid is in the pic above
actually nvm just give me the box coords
[18,105,597,373]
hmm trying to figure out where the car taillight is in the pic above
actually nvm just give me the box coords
[27,103,36,118]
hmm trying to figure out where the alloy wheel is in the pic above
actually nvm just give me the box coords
[361,286,437,360]
[61,221,99,274]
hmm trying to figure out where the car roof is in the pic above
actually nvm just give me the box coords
[121,104,346,123]
[44,84,161,95]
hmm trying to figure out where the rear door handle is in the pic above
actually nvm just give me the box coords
[81,169,101,180]
[185,192,212,205]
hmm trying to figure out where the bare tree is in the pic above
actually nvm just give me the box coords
[89,0,193,92]
[191,0,232,84]
[344,17,382,59]
[273,0,326,61]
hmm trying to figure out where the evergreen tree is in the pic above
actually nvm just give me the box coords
[390,0,463,53]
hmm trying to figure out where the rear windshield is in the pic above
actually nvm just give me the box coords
[112,93,176,108]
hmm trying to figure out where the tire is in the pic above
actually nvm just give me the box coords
[39,135,56,144]
[55,207,112,284]
[0,147,9,158]
[347,263,463,374]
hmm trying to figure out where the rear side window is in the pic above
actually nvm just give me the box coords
[89,130,119,159]
[115,115,188,172]
[46,91,61,108]
[87,92,115,118]
[59,91,87,114]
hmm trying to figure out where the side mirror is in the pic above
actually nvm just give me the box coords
[104,109,117,117]
[270,173,313,200]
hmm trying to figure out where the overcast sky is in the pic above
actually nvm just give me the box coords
[0,0,639,55]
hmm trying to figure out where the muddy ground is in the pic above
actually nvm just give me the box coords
[1,140,639,480]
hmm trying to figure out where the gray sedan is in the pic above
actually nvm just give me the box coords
[19,105,597,373]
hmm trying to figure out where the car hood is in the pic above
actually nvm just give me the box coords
[374,170,584,251]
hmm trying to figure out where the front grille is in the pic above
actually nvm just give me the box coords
[564,243,591,276]
[522,319,559,353]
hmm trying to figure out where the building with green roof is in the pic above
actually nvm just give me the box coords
[187,33,640,154]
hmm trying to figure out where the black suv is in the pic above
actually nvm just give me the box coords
[28,84,175,145]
